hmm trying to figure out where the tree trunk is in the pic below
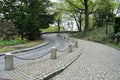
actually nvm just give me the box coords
[73,15,81,32]
[84,0,89,32]
[105,20,108,34]
[73,15,79,30]
[57,21,60,33]
[73,13,82,32]
[79,14,82,32]
[27,31,40,40]
[21,31,24,40]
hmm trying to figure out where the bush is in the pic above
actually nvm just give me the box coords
[114,17,120,34]
[0,40,27,46]
[115,32,120,37]
[114,32,120,44]
[0,19,18,40]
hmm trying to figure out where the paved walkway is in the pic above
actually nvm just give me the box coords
[50,39,120,80]
[1,38,120,80]
[1,37,81,80]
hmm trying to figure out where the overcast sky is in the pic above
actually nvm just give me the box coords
[50,0,60,2]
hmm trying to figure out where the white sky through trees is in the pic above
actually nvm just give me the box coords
[50,0,60,2]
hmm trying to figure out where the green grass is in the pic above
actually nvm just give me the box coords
[107,42,120,49]
[0,40,27,46]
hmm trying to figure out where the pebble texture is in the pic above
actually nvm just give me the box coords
[50,39,120,80]
[6,45,80,80]
[4,38,120,80]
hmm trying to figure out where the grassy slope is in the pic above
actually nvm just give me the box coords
[73,25,120,49]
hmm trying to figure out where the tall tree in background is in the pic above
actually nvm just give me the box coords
[94,0,115,28]
[52,2,63,32]
[84,0,89,31]
[51,1,72,32]
[63,0,84,31]
[73,11,84,31]
[0,19,18,40]
[1,0,54,40]
[65,0,96,32]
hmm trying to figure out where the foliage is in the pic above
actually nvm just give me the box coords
[72,25,114,42]
[63,0,117,32]
[115,32,120,37]
[114,17,120,34]
[0,0,54,40]
[65,0,91,31]
[73,25,120,49]
[42,25,65,32]
[0,40,27,46]
[0,19,18,40]
[94,0,115,27]
[42,26,58,32]
[115,0,120,16]
[52,2,64,32]
[113,17,120,44]
[51,1,71,32]
[107,42,120,48]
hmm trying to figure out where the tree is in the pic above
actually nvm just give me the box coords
[84,0,89,31]
[113,17,120,44]
[52,2,63,32]
[94,0,115,28]
[114,0,120,16]
[72,10,84,31]
[114,17,120,34]
[65,0,96,32]
[0,19,18,40]
[1,0,54,40]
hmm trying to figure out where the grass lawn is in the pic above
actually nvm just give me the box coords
[0,40,27,46]
[0,40,43,53]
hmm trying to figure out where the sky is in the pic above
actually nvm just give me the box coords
[50,0,60,2]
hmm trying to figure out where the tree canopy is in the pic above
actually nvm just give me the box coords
[0,0,120,40]
[0,0,54,40]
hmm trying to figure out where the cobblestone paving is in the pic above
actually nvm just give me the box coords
[6,45,81,80]
[50,39,120,80]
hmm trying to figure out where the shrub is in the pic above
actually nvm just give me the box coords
[0,19,18,40]
[114,17,120,34]
[115,32,120,37]
[0,40,27,46]
[114,32,120,44]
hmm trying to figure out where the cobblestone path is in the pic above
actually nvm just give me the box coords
[50,39,120,80]
[6,46,81,80]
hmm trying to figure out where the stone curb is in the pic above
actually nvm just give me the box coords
[0,39,49,56]
[39,49,83,80]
